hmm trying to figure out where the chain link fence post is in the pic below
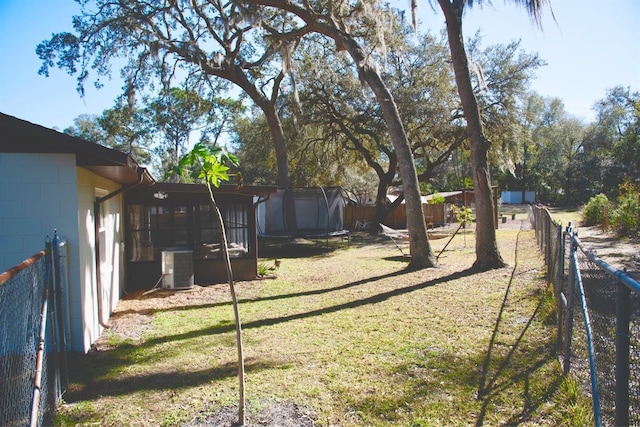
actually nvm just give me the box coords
[615,278,631,426]
[563,229,576,375]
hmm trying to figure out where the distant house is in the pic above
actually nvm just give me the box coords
[0,113,275,353]
[501,191,536,204]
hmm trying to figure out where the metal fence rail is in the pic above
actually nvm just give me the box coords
[529,204,640,427]
[0,231,68,427]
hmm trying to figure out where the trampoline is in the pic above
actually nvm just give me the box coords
[256,187,350,247]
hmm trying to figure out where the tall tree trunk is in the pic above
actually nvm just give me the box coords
[260,100,292,189]
[340,39,436,269]
[373,179,390,232]
[372,152,396,231]
[249,0,436,269]
[439,0,505,271]
[212,64,292,189]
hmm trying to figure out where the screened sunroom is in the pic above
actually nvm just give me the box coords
[124,183,276,291]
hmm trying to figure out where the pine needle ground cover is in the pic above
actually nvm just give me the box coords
[56,225,592,426]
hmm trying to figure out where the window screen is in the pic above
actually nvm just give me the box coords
[127,201,251,262]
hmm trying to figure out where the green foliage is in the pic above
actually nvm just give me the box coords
[170,142,239,188]
[581,194,610,226]
[610,180,639,235]
[428,191,445,205]
[257,263,276,277]
[610,193,639,234]
[555,376,594,426]
[419,182,434,195]
[64,107,153,166]
[581,182,639,236]
[461,177,474,189]
[567,86,639,203]
[451,204,474,225]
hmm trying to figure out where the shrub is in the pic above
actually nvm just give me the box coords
[610,193,639,235]
[257,262,276,277]
[428,191,445,205]
[581,194,610,226]
[451,204,474,227]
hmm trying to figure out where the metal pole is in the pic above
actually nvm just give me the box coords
[545,211,552,279]
[573,248,602,427]
[615,279,630,427]
[563,230,576,374]
[53,231,69,389]
[30,241,52,427]
[555,224,565,355]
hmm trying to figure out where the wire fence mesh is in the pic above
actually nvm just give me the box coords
[529,204,640,427]
[0,232,68,426]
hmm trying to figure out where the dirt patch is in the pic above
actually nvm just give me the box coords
[571,224,640,281]
[91,284,231,352]
[184,400,317,427]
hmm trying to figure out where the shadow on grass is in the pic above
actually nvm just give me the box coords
[383,255,411,262]
[73,267,478,404]
[63,355,283,403]
[259,232,416,255]
[258,237,349,259]
[343,326,559,426]
[114,262,418,318]
[137,268,477,349]
[475,228,562,426]
[343,268,561,425]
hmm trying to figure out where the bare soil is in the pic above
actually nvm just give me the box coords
[572,224,640,281]
[183,400,317,427]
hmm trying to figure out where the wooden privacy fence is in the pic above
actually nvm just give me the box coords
[345,203,445,229]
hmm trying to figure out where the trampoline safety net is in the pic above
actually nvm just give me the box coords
[257,187,345,238]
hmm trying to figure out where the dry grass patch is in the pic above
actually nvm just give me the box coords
[56,224,592,426]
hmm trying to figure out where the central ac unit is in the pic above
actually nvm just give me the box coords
[161,248,194,290]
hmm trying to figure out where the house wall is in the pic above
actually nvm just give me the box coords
[76,168,123,353]
[0,153,86,351]
[0,154,125,353]
[0,153,79,271]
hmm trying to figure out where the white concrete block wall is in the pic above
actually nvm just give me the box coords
[0,153,79,271]
[0,153,125,353]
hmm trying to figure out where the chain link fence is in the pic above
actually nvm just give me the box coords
[0,231,68,426]
[529,204,640,427]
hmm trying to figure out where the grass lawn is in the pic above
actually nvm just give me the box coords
[56,225,592,426]
[498,203,583,226]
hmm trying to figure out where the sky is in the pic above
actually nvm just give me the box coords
[0,0,638,132]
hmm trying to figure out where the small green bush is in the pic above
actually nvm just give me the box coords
[257,262,276,277]
[581,194,610,226]
[611,193,639,235]
[451,204,474,226]
[428,191,445,204]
